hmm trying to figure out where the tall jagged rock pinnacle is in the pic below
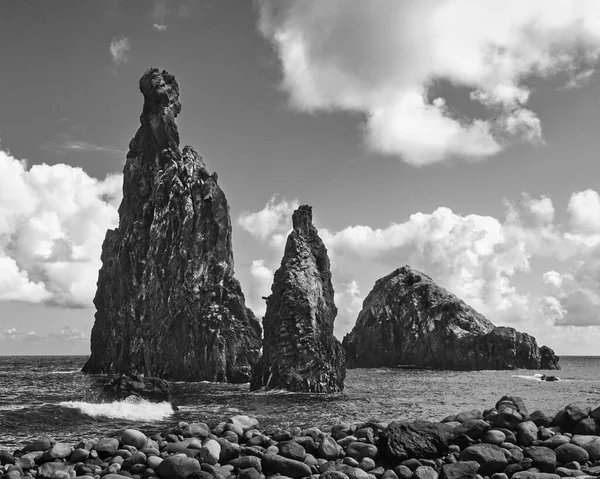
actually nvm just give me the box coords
[343,266,560,370]
[82,68,262,381]
[250,205,346,392]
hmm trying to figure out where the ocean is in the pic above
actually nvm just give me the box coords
[0,356,598,450]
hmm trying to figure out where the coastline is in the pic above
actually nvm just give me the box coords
[2,396,600,479]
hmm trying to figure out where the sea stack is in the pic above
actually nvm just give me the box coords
[250,205,346,392]
[343,266,560,370]
[82,68,262,381]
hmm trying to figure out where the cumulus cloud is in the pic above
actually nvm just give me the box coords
[247,259,274,317]
[153,23,168,32]
[568,189,600,234]
[0,147,121,307]
[237,196,298,241]
[110,36,130,64]
[240,191,600,344]
[257,0,600,165]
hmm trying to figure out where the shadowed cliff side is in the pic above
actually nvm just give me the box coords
[250,205,346,392]
[343,266,560,371]
[82,68,262,382]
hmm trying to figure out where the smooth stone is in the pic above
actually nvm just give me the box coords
[0,451,15,465]
[147,456,163,469]
[483,430,506,446]
[94,438,120,459]
[343,458,360,467]
[198,439,221,465]
[71,448,90,462]
[393,465,412,479]
[542,435,571,449]
[359,458,376,471]
[238,467,264,479]
[319,436,341,460]
[345,443,378,461]
[16,457,35,470]
[229,456,262,472]
[122,430,148,450]
[413,466,438,479]
[460,444,508,476]
[442,461,480,479]
[280,442,307,461]
[571,435,600,461]
[380,470,397,479]
[262,453,312,479]
[555,443,590,464]
[524,446,557,473]
[554,467,587,477]
[156,455,202,479]
[24,437,54,452]
[517,421,539,447]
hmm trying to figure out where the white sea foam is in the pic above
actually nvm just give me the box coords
[50,370,81,374]
[59,397,174,421]
[513,374,544,381]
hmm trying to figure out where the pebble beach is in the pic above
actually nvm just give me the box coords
[3,395,600,479]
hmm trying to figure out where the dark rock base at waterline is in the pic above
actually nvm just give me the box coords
[3,396,600,479]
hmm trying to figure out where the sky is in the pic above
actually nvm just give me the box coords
[2,1,600,355]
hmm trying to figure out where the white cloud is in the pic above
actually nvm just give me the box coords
[240,191,600,348]
[153,23,168,32]
[334,280,363,337]
[0,147,121,307]
[568,189,600,234]
[110,36,130,65]
[257,0,600,165]
[237,196,298,240]
[247,259,274,317]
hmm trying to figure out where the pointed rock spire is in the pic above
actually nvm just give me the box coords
[250,205,346,392]
[82,68,262,381]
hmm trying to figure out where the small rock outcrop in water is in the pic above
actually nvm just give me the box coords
[100,375,171,403]
[343,265,560,370]
[250,205,346,392]
[82,69,261,381]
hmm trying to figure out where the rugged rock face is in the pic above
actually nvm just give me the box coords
[82,68,261,381]
[250,205,346,392]
[343,266,560,370]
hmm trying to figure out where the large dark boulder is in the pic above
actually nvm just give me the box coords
[343,266,560,370]
[82,68,261,381]
[380,421,454,461]
[250,205,345,393]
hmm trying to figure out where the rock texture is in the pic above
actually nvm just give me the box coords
[343,266,559,370]
[250,205,346,392]
[82,68,261,381]
[100,374,171,403]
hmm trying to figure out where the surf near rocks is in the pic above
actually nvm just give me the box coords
[3,398,600,479]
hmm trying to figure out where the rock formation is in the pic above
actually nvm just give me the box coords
[82,68,261,381]
[343,266,560,370]
[250,205,346,392]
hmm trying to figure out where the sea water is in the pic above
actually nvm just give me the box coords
[0,355,598,449]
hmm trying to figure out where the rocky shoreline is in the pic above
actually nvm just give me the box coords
[2,396,600,479]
